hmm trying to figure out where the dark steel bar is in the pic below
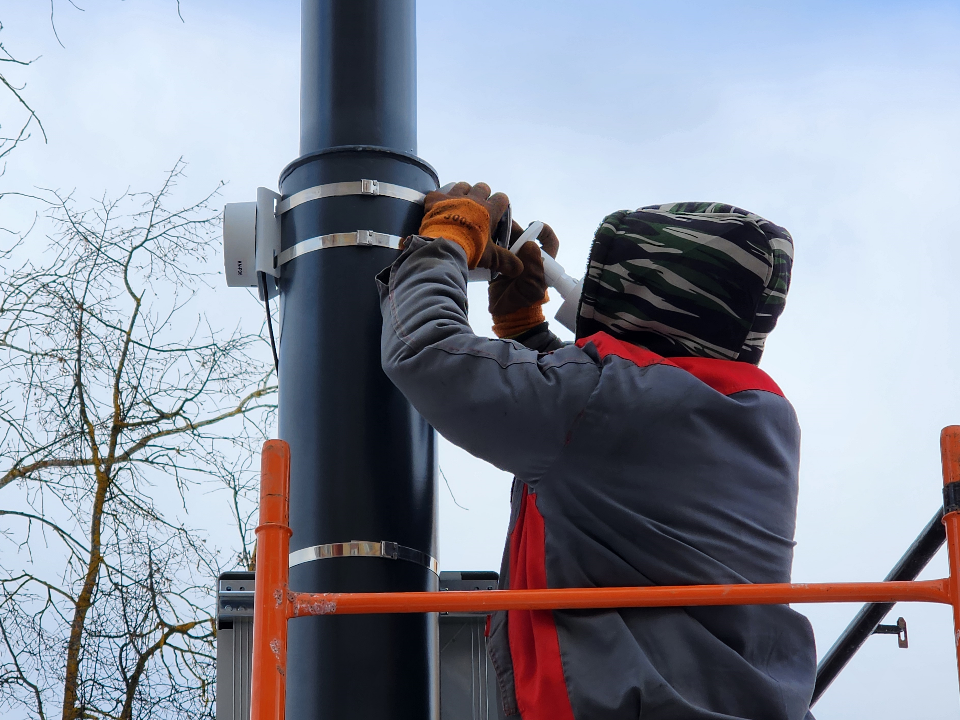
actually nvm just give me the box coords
[812,508,945,705]
[279,2,439,720]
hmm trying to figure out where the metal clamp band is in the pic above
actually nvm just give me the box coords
[276,230,403,266]
[276,179,426,215]
[289,540,439,575]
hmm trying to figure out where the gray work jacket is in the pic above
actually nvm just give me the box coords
[378,236,816,720]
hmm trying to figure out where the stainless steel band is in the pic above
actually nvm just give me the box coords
[276,230,404,266]
[276,179,426,215]
[289,540,439,575]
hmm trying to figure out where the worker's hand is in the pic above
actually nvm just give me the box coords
[419,182,522,277]
[488,221,560,338]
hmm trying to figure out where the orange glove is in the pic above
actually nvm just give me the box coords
[419,182,522,278]
[489,221,560,338]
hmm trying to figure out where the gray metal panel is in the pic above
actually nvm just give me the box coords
[439,571,505,720]
[216,618,253,720]
[216,572,255,720]
[440,616,506,720]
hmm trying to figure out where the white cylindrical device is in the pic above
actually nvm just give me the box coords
[509,222,582,333]
[540,253,580,301]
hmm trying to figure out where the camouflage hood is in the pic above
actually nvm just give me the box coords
[576,202,794,364]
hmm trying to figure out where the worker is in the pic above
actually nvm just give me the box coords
[377,182,816,720]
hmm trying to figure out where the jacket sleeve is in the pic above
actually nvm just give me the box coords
[378,236,600,483]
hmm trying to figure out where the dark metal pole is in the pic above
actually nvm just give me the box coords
[278,2,439,720]
[300,0,418,154]
[812,508,945,705]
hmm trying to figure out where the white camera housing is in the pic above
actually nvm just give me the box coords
[222,188,282,298]
[223,202,257,288]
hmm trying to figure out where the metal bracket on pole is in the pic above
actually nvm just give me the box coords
[275,180,427,215]
[256,188,282,278]
[289,540,439,575]
[255,188,282,301]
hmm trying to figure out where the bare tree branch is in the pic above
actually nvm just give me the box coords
[0,164,274,720]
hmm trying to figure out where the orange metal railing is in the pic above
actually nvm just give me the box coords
[251,426,960,720]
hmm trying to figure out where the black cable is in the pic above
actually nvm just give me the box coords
[438,465,469,511]
[264,294,279,375]
[259,273,279,376]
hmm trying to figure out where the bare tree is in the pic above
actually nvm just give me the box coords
[0,20,46,165]
[1,2,187,166]
[0,161,276,720]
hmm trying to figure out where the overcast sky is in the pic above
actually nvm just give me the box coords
[3,1,960,717]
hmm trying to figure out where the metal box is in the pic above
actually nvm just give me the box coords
[439,571,507,720]
[216,572,255,720]
[214,570,505,720]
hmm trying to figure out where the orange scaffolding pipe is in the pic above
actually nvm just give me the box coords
[250,426,960,720]
[289,580,951,617]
